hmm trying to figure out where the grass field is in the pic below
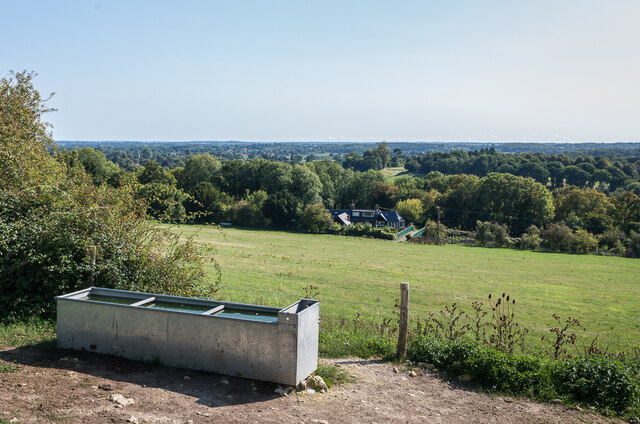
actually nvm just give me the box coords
[172,225,640,353]
[380,167,427,181]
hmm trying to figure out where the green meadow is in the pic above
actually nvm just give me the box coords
[171,225,640,353]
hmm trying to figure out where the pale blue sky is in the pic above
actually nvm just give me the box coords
[2,1,639,142]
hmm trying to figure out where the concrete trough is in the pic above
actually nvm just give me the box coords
[57,287,319,386]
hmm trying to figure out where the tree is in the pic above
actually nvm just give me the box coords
[233,190,269,227]
[553,186,612,233]
[440,174,480,229]
[0,70,59,189]
[178,153,221,192]
[290,164,322,205]
[372,142,391,168]
[342,169,385,208]
[477,173,554,235]
[0,71,217,318]
[138,160,176,185]
[395,198,424,225]
[264,190,302,226]
[66,147,119,185]
[563,166,590,187]
[188,181,232,222]
[611,191,640,231]
[300,203,334,233]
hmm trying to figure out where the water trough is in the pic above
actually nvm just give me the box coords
[57,287,319,386]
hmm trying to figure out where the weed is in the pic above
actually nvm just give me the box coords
[542,314,580,360]
[302,284,320,300]
[0,362,19,373]
[467,300,489,342]
[314,362,355,388]
[487,293,528,354]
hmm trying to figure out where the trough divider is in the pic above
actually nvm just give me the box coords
[202,305,225,315]
[130,296,156,307]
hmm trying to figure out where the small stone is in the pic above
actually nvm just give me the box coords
[575,405,583,411]
[274,386,290,396]
[109,394,135,406]
[183,376,191,381]
[432,369,439,373]
[306,388,316,395]
[408,370,417,377]
[503,398,513,403]
[310,420,329,424]
[98,384,113,391]
[392,367,399,373]
[401,377,407,381]
[127,416,138,423]
[297,380,307,391]
[307,375,328,392]
[220,378,229,385]
[552,399,562,404]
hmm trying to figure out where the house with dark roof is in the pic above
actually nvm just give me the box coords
[328,205,407,229]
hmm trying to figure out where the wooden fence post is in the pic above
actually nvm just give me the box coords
[396,282,409,359]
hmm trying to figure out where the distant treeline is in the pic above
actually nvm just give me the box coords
[57,140,640,171]
[59,141,640,257]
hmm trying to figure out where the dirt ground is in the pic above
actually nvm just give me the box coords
[0,347,623,424]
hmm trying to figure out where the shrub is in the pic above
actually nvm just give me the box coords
[541,223,575,252]
[571,229,598,253]
[0,184,220,319]
[598,229,625,250]
[629,231,640,258]
[0,71,219,319]
[420,219,448,242]
[408,336,640,418]
[300,203,335,233]
[517,225,541,250]
[554,355,640,414]
[337,223,394,240]
[408,337,554,396]
[474,221,510,247]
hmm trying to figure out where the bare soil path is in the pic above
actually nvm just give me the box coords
[0,347,623,424]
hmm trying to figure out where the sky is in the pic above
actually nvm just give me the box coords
[1,1,639,142]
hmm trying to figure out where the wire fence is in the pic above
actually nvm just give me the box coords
[213,266,640,328]
[217,282,640,347]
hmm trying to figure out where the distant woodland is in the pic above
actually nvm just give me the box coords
[57,140,640,257]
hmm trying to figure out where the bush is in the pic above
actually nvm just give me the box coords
[541,223,575,252]
[517,225,541,250]
[554,355,640,414]
[0,184,220,319]
[571,229,598,253]
[336,223,395,240]
[598,229,625,251]
[629,232,640,258]
[0,71,219,319]
[420,219,447,242]
[408,337,554,396]
[474,221,510,248]
[300,203,335,233]
[408,336,640,418]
